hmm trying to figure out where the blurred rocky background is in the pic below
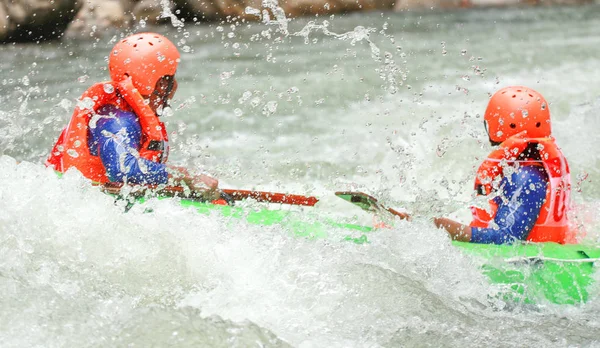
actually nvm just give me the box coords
[0,0,597,43]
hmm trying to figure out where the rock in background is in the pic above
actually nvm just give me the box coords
[65,0,172,38]
[0,0,81,43]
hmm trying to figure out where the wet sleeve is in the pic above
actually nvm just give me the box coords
[94,115,169,185]
[470,166,548,244]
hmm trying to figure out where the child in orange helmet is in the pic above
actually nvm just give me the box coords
[46,33,219,199]
[434,86,574,244]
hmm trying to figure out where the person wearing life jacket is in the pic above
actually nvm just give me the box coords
[46,32,219,199]
[433,86,575,244]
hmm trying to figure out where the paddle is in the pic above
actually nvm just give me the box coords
[100,182,319,206]
[335,191,410,220]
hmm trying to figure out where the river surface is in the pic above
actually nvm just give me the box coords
[1,4,600,347]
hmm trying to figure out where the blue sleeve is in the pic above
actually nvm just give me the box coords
[90,106,169,185]
[470,166,548,244]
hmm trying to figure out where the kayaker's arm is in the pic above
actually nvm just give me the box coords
[91,110,220,200]
[468,166,547,244]
[435,166,548,244]
[92,112,170,185]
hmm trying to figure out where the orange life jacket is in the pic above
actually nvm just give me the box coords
[46,77,168,183]
[470,132,575,244]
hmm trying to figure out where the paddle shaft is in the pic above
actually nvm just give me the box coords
[100,182,318,206]
[220,189,318,206]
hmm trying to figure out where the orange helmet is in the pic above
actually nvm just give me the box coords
[108,33,180,96]
[484,86,551,144]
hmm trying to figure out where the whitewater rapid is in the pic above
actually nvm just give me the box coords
[1,4,600,347]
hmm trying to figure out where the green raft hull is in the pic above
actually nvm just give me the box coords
[163,198,600,305]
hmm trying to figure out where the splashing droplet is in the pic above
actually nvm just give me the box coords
[67,149,79,158]
[263,101,278,116]
[245,6,261,16]
[103,83,114,94]
[77,97,95,111]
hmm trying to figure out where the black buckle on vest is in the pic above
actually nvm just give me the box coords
[475,184,486,196]
[147,140,164,151]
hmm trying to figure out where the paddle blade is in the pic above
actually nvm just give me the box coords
[335,191,410,220]
[335,191,379,211]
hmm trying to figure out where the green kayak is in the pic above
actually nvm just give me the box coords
[72,172,600,305]
[151,196,598,306]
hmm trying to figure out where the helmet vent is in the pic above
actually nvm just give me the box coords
[149,42,154,46]
[512,94,516,98]
[536,122,541,127]
[509,123,516,129]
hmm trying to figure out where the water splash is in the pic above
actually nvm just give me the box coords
[243,4,404,94]
[159,0,184,28]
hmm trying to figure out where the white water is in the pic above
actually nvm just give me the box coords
[1,4,600,347]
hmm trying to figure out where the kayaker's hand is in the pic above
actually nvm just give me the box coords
[433,217,472,242]
[167,166,220,201]
[187,174,220,201]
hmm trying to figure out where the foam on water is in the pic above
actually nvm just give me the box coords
[2,157,600,347]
